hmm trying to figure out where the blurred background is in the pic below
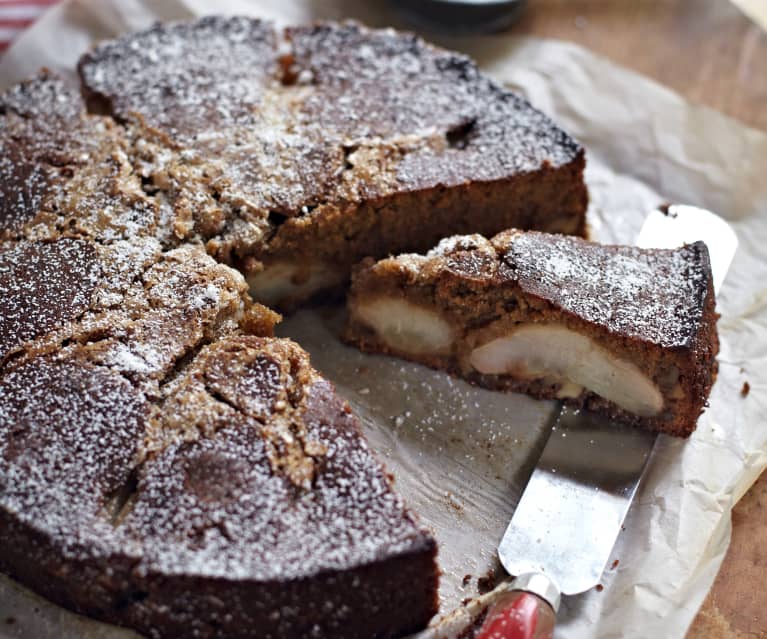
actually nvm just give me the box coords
[1,0,765,130]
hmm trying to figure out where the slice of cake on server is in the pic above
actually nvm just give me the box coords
[344,230,718,437]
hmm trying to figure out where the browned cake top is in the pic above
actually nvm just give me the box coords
[501,231,713,349]
[78,16,279,142]
[0,357,148,557]
[0,236,261,393]
[1,337,431,582]
[375,230,714,349]
[123,336,432,581]
[0,239,99,361]
[0,72,165,244]
[77,17,583,261]
[288,22,581,181]
[0,72,93,236]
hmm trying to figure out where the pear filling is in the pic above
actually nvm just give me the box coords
[247,261,342,306]
[469,324,664,417]
[355,298,454,355]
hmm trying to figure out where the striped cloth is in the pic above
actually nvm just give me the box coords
[0,0,58,53]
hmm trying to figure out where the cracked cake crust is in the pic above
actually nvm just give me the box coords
[77,17,588,310]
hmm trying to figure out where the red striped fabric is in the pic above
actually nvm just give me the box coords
[0,0,59,52]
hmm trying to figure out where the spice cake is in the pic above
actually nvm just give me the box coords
[0,15,598,637]
[78,17,588,310]
[0,35,442,639]
[344,231,719,437]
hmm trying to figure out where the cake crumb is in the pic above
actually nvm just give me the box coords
[477,569,497,594]
[741,381,750,397]
[611,559,620,570]
[462,574,472,586]
[595,584,604,592]
[446,492,463,513]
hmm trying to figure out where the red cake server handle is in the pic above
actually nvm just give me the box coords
[476,574,558,639]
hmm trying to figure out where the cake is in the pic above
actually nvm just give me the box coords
[1,15,594,638]
[77,17,588,310]
[344,230,719,437]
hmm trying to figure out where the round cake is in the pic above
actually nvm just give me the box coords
[0,16,588,639]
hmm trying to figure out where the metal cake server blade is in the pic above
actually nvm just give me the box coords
[476,205,738,639]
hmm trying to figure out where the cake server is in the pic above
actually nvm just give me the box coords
[470,205,738,639]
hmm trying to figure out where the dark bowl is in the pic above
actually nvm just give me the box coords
[390,0,528,34]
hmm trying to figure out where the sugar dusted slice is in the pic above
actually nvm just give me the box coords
[345,230,719,437]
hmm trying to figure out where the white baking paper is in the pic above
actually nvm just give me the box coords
[1,2,766,638]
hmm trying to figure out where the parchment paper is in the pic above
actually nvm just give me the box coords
[1,2,766,638]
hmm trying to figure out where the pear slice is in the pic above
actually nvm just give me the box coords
[470,324,664,417]
[354,298,454,355]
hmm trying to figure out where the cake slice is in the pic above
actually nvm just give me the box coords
[344,230,719,437]
[78,17,588,309]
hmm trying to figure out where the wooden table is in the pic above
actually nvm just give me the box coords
[508,2,766,637]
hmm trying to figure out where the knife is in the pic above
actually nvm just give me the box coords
[468,205,738,639]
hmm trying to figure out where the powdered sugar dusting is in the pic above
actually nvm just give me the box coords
[357,229,713,350]
[78,16,279,143]
[0,239,99,360]
[1,71,170,246]
[125,372,427,581]
[503,232,712,348]
[78,18,582,270]
[0,358,147,559]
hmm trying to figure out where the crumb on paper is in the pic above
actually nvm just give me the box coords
[596,584,604,592]
[463,574,472,586]
[446,492,463,513]
[477,568,497,594]
[741,381,750,397]
[611,559,620,570]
